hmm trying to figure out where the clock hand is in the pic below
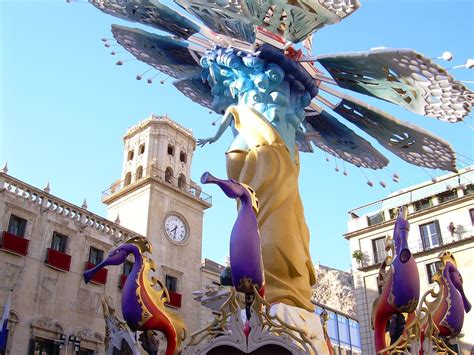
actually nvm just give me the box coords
[171,226,177,238]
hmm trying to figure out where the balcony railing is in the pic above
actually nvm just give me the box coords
[357,225,473,269]
[45,248,72,271]
[84,262,108,285]
[101,166,212,204]
[165,291,182,308]
[0,172,145,246]
[347,167,473,233]
[0,231,29,256]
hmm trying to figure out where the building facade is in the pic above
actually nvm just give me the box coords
[345,167,473,354]
[312,264,361,355]
[0,115,213,354]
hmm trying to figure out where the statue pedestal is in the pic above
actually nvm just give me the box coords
[184,288,330,354]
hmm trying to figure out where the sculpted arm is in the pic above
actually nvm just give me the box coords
[197,110,233,147]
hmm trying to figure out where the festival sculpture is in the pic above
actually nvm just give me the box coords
[83,237,186,355]
[186,173,330,354]
[74,0,473,353]
[371,207,420,354]
[371,215,472,354]
[415,252,471,354]
[200,172,264,311]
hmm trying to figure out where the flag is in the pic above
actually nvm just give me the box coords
[0,290,12,353]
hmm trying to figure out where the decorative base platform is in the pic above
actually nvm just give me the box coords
[185,287,330,354]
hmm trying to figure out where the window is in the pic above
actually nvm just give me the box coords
[136,166,143,180]
[388,208,399,220]
[179,151,187,163]
[165,167,173,183]
[463,183,473,195]
[470,209,474,226]
[124,172,132,186]
[88,247,104,265]
[127,150,134,161]
[123,261,133,276]
[167,144,175,156]
[372,237,386,264]
[446,343,460,354]
[29,337,59,355]
[178,174,186,189]
[165,275,177,293]
[113,340,134,355]
[7,215,27,237]
[78,349,94,355]
[426,261,443,283]
[367,211,384,226]
[414,197,432,211]
[420,221,442,250]
[51,232,68,253]
[139,144,145,155]
[437,189,457,203]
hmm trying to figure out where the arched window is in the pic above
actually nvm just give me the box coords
[139,144,145,155]
[165,167,173,183]
[167,144,175,156]
[127,150,134,161]
[180,151,187,163]
[136,166,143,180]
[178,174,186,189]
[124,172,132,186]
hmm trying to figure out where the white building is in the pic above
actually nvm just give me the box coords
[345,167,473,354]
[0,114,216,354]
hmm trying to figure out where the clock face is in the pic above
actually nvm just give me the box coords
[164,214,188,244]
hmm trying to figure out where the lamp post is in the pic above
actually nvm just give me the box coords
[69,335,81,354]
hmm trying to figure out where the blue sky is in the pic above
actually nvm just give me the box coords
[1,0,473,271]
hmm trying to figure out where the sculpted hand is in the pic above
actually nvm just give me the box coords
[197,137,216,147]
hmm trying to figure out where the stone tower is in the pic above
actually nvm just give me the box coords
[103,114,212,333]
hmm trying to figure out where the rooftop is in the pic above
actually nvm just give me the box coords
[124,113,195,141]
[345,166,473,235]
[0,171,144,245]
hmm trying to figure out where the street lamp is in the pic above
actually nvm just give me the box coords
[69,335,81,353]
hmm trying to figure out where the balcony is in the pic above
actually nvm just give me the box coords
[0,231,29,256]
[102,166,212,205]
[84,262,108,285]
[165,291,182,308]
[45,248,72,271]
[356,224,473,271]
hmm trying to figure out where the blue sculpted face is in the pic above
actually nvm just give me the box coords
[83,245,131,283]
[200,46,315,159]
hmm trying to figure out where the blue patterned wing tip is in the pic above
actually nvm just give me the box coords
[90,0,200,39]
[111,24,201,78]
[318,48,473,122]
[172,73,217,111]
[333,97,457,172]
[174,0,360,44]
[304,109,389,169]
[174,0,256,43]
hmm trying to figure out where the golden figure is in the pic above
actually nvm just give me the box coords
[200,104,316,311]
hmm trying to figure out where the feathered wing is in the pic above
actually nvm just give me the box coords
[303,108,389,169]
[87,0,471,173]
[317,48,473,122]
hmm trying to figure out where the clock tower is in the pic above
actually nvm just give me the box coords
[102,114,212,332]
